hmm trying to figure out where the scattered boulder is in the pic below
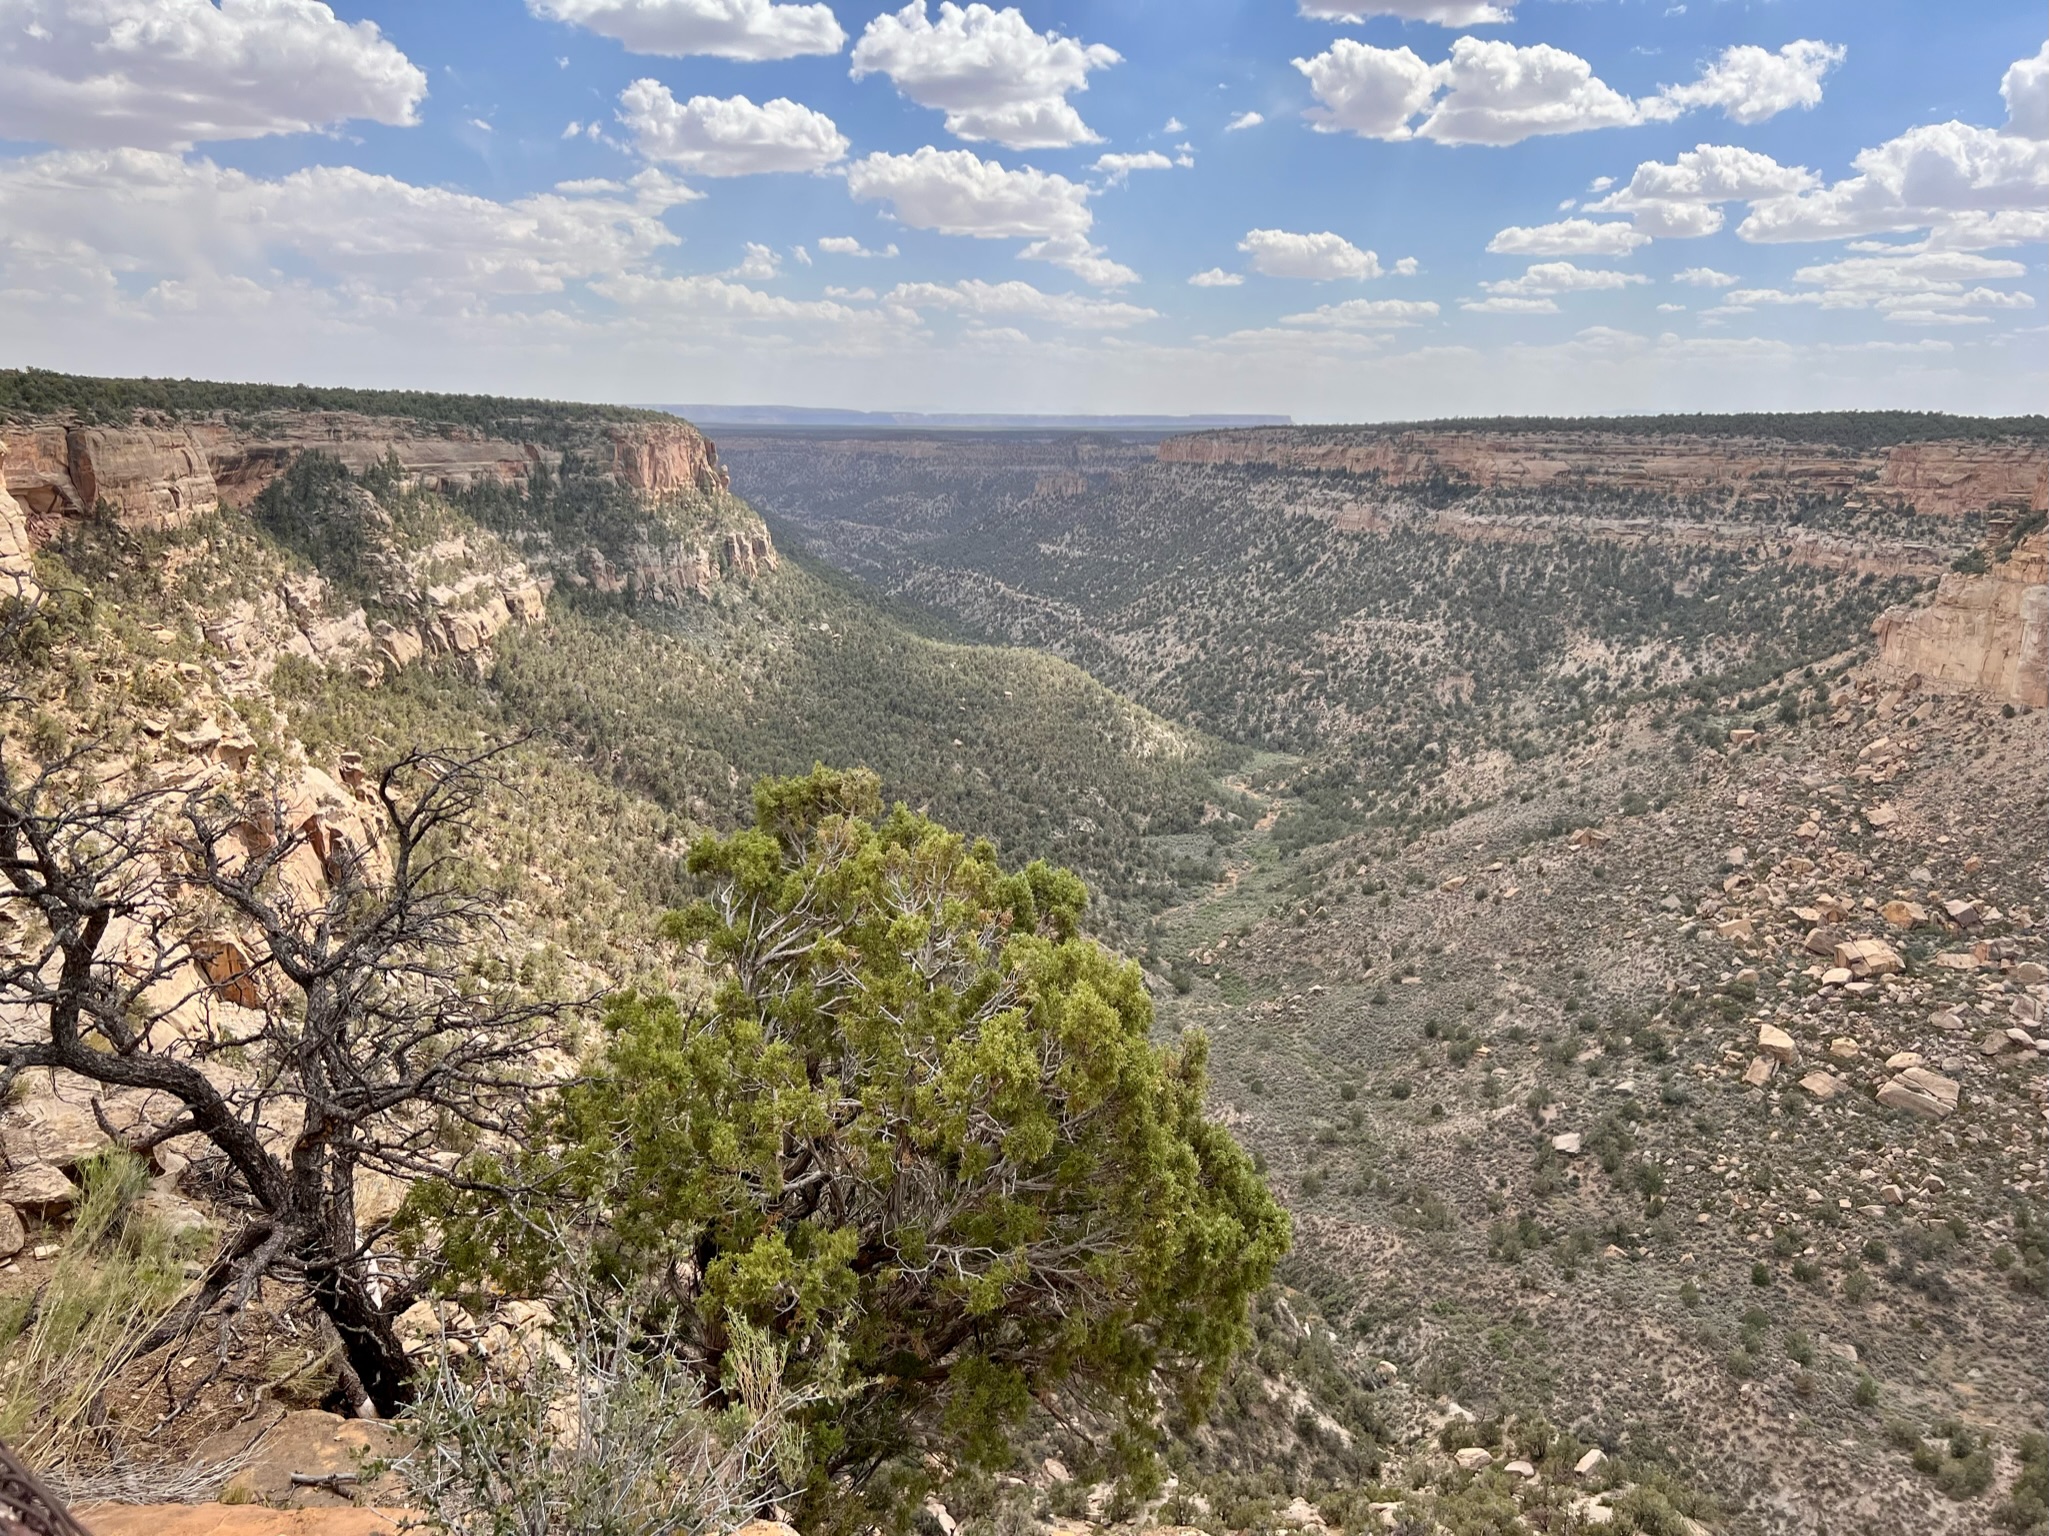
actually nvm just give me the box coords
[1832,937,1904,977]
[1454,1448,1494,1472]
[1551,1132,1582,1155]
[0,1163,81,1218]
[0,1201,24,1259]
[1757,1024,1799,1064]
[1575,1448,1609,1478]
[1876,1067,1961,1120]
[1741,1056,1777,1088]
[1798,1071,1842,1101]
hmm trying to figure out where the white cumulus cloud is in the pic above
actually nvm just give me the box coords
[1296,36,1847,147]
[818,235,900,257]
[1738,118,2049,245]
[883,277,1157,328]
[1650,41,1844,126]
[617,79,847,175]
[529,0,845,61]
[1188,268,1244,287]
[846,146,1092,239]
[726,241,782,280]
[1225,111,1265,131]
[1481,261,1650,296]
[1673,266,1739,287]
[1239,228,1381,281]
[850,2,1119,150]
[0,147,689,322]
[1281,298,1440,328]
[1487,218,1651,256]
[1297,0,1513,22]
[2004,42,2049,139]
[1461,295,1559,313]
[1017,233,1138,287]
[1590,143,1819,237]
[1094,150,1173,183]
[0,0,426,150]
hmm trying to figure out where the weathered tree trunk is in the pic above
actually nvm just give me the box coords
[309,1251,415,1417]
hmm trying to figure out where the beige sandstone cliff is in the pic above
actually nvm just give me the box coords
[2,412,730,527]
[1159,429,2047,518]
[1872,530,2048,709]
[0,444,36,603]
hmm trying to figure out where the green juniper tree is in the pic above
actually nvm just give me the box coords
[417,766,1287,1526]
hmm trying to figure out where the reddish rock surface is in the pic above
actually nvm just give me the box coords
[1158,428,2047,518]
[80,1506,408,1536]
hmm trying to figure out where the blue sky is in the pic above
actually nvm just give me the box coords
[0,0,2042,419]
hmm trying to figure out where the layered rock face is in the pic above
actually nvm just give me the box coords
[2,421,219,527]
[598,419,730,497]
[197,413,554,504]
[2,411,730,526]
[1872,530,2049,708]
[1879,441,2049,519]
[1159,429,2048,518]
[67,424,220,528]
[580,525,777,604]
[0,445,36,602]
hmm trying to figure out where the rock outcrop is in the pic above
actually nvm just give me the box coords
[1,421,218,529]
[1872,530,2048,708]
[0,443,37,602]
[196,413,551,504]
[579,525,777,604]
[599,419,729,498]
[1158,428,2049,518]
[3,410,730,526]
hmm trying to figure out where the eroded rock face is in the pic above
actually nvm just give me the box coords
[6,411,735,532]
[0,446,38,602]
[3,422,219,529]
[600,419,730,497]
[195,413,553,504]
[580,524,777,603]
[1879,442,2049,519]
[1872,531,2048,708]
[1158,429,2048,518]
[69,425,220,528]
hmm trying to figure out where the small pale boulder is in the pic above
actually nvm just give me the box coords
[0,1201,24,1259]
[1551,1132,1582,1155]
[1575,1447,1609,1478]
[1741,1056,1777,1088]
[1876,1067,1960,1120]
[1798,1071,1842,1102]
[0,1163,80,1218]
[1453,1448,1494,1472]
[1757,1024,1799,1064]
[1833,938,1904,978]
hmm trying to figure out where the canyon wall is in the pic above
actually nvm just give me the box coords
[1,412,730,529]
[0,447,35,603]
[1872,531,2048,709]
[1159,429,2048,518]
